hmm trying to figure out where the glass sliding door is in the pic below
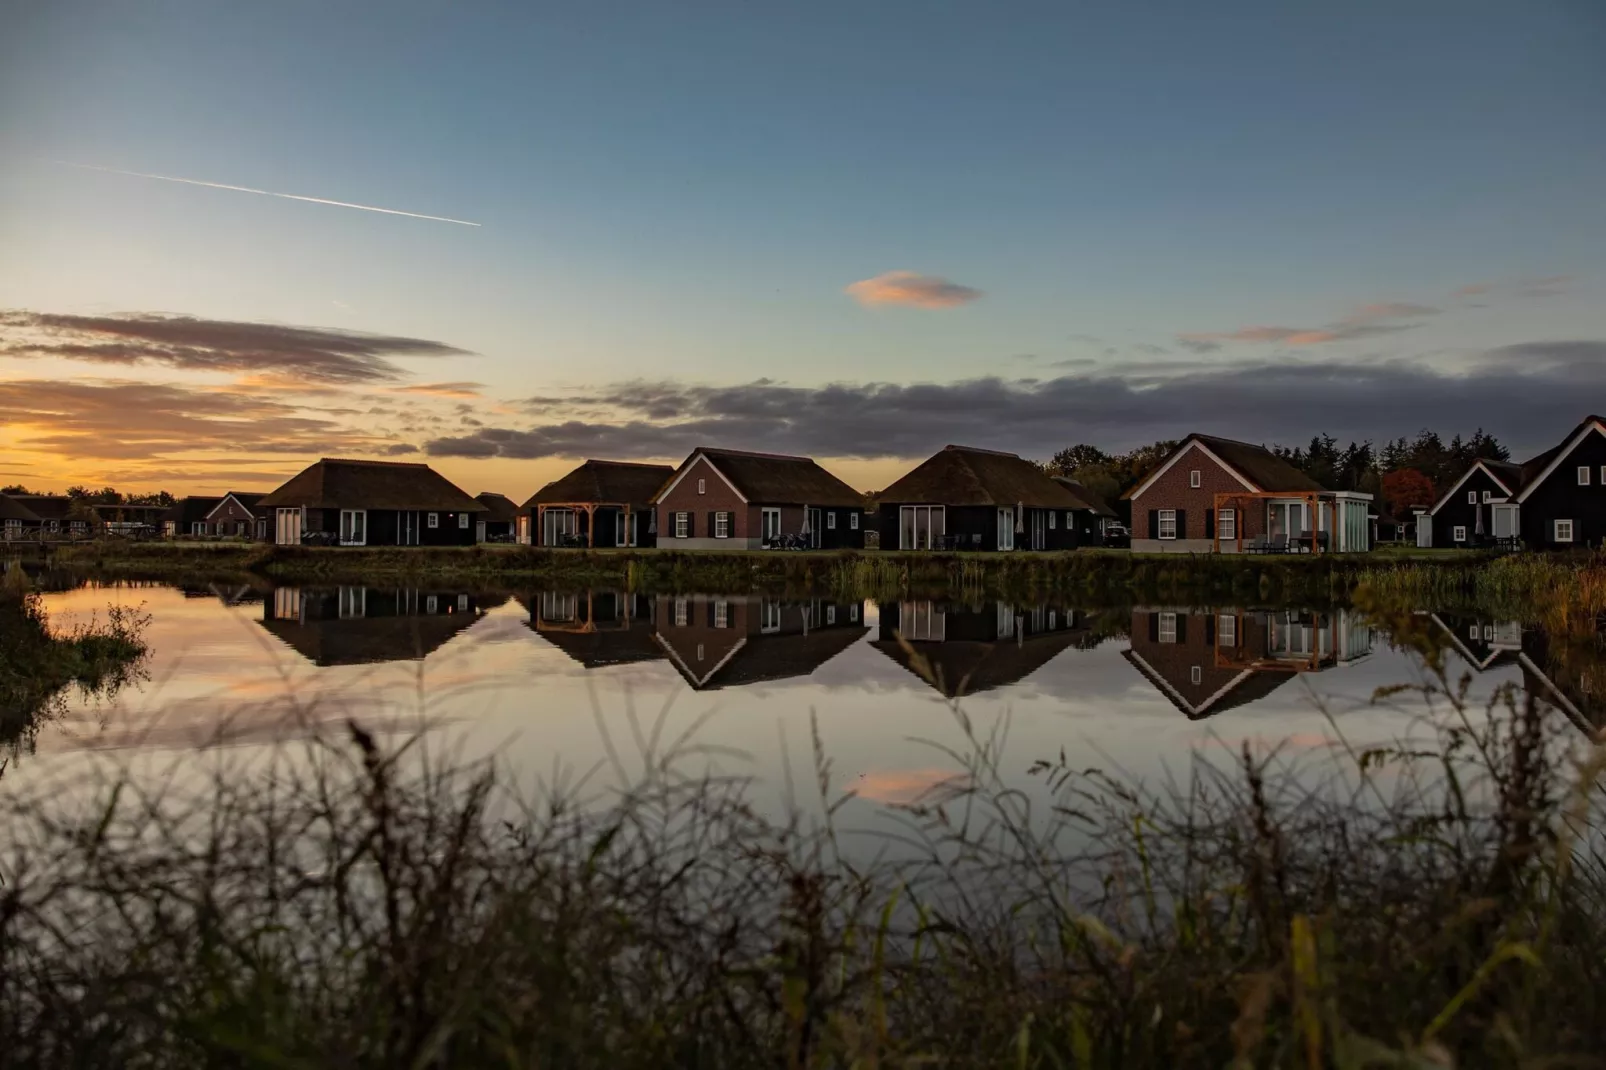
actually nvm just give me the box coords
[898,505,944,549]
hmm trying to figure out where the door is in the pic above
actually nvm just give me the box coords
[762,508,782,546]
[615,511,628,547]
[1416,516,1433,548]
[807,507,822,548]
[996,508,1015,551]
[1492,504,1519,542]
[400,511,419,546]
[1030,510,1046,550]
[274,507,302,546]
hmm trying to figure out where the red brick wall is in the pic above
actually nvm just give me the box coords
[1131,443,1266,541]
[1128,610,1271,708]
[209,498,260,535]
[657,456,748,541]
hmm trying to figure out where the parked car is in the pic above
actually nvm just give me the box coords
[1103,522,1131,548]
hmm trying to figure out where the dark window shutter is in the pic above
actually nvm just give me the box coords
[1205,509,1215,538]
[687,512,695,538]
[1148,613,1160,642]
[1176,614,1189,643]
[706,600,715,626]
[1204,615,1216,644]
[1176,509,1187,538]
[708,511,716,537]
[1148,509,1159,538]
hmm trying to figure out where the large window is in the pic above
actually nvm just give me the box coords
[899,602,944,641]
[338,586,366,619]
[1555,519,1575,543]
[1157,510,1177,540]
[674,598,689,626]
[761,599,782,633]
[762,507,782,545]
[996,508,1015,551]
[714,511,730,538]
[674,512,689,538]
[1158,612,1177,643]
[339,509,367,546]
[1217,508,1236,541]
[899,505,944,549]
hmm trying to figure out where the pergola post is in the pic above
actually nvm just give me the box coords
[585,504,596,548]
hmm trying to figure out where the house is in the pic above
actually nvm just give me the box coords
[473,492,519,543]
[205,492,270,539]
[1420,415,1606,549]
[93,501,168,533]
[873,600,1093,696]
[1124,607,1373,719]
[7,495,90,538]
[258,458,486,546]
[1124,434,1373,553]
[521,460,674,547]
[521,591,664,668]
[162,496,223,537]
[1427,614,1601,737]
[875,445,1093,551]
[258,585,504,666]
[652,594,868,688]
[653,448,865,550]
[1052,476,1120,546]
[0,493,42,540]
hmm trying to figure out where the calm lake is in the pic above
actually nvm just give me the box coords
[11,579,1604,831]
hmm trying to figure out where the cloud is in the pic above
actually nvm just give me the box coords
[844,271,983,309]
[422,340,1606,464]
[1455,283,1491,297]
[391,381,485,399]
[0,310,469,385]
[1178,300,1439,351]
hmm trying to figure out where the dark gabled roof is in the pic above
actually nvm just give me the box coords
[524,460,675,508]
[1050,476,1119,517]
[532,622,667,669]
[657,625,868,690]
[204,491,268,520]
[1517,415,1606,496]
[878,446,1083,508]
[258,459,485,512]
[1121,650,1294,720]
[0,493,41,523]
[1483,461,1524,493]
[1128,434,1326,498]
[475,492,519,523]
[163,496,223,526]
[873,630,1084,697]
[9,495,74,521]
[665,448,864,508]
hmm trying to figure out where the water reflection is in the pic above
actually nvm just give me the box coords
[875,601,1101,697]
[1428,612,1605,735]
[521,591,662,668]
[649,595,867,690]
[259,586,508,666]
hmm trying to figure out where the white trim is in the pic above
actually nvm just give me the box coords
[1516,420,1606,503]
[1126,649,1257,719]
[1554,518,1574,543]
[653,632,747,689]
[1157,509,1177,540]
[1452,525,1466,543]
[1127,439,1257,501]
[1428,460,1515,516]
[654,453,748,504]
[1580,466,1594,487]
[1515,652,1597,737]
[204,492,259,524]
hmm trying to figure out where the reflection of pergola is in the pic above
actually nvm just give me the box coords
[1212,490,1338,554]
[535,591,642,633]
[1210,609,1336,673]
[534,502,639,548]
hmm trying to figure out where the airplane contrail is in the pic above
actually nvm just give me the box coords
[59,161,482,227]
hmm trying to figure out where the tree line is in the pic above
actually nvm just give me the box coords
[1043,428,1510,520]
[1,485,176,507]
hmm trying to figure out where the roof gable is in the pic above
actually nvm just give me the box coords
[879,446,1084,508]
[259,459,485,512]
[659,448,863,507]
[1127,435,1327,499]
[1515,415,1606,503]
[525,460,675,508]
[0,493,41,523]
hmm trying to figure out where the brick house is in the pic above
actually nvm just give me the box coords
[205,492,269,538]
[1421,415,1606,549]
[1125,434,1373,553]
[651,594,868,688]
[162,496,223,537]
[653,448,865,550]
[259,458,486,546]
[874,445,1091,551]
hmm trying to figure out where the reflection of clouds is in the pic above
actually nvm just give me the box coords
[854,768,970,805]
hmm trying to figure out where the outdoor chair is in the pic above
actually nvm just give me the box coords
[1244,534,1269,554]
[1315,531,1331,553]
[1267,533,1289,554]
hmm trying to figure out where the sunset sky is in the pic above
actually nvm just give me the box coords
[3,1,1604,498]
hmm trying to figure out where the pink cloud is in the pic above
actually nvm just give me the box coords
[391,381,485,399]
[854,767,971,805]
[1178,300,1439,351]
[845,271,983,309]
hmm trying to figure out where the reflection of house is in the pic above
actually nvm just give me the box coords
[873,601,1092,696]
[1124,607,1373,719]
[1428,613,1524,671]
[522,460,674,548]
[652,595,868,688]
[259,587,503,666]
[1429,613,1603,735]
[520,591,665,668]
[260,458,486,547]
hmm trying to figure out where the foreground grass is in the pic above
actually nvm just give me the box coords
[2,620,1604,1067]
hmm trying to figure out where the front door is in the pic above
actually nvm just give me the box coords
[807,507,822,548]
[996,508,1015,551]
[275,507,302,546]
[1030,510,1046,550]
[763,508,782,546]
[399,511,420,546]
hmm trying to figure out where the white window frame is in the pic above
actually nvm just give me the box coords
[1158,612,1177,643]
[1217,508,1236,541]
[826,605,836,625]
[850,603,859,622]
[696,643,704,662]
[427,512,439,529]
[697,478,706,495]
[849,512,859,530]
[1467,490,1478,504]
[1190,666,1202,685]
[674,598,689,626]
[1189,469,1201,488]
[674,512,689,539]
[1452,525,1467,543]
[1555,519,1574,543]
[1580,467,1592,486]
[714,599,729,628]
[459,512,469,529]
[1600,466,1606,485]
[426,595,438,613]
[826,511,836,530]
[338,586,366,619]
[713,511,730,538]
[1218,613,1236,646]
[899,505,944,549]
[340,509,367,546]
[1157,509,1177,540]
[762,507,782,545]
[761,599,781,633]
[1481,491,1492,504]
[191,521,206,536]
[1047,511,1056,530]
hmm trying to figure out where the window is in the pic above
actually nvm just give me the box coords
[457,594,468,612]
[1468,490,1478,504]
[697,478,706,495]
[427,512,439,528]
[1217,508,1236,540]
[696,643,704,662]
[1048,609,1057,629]
[1190,666,1202,685]
[1067,511,1075,528]
[1480,491,1491,504]
[850,603,859,622]
[674,598,689,626]
[674,512,689,538]
[761,599,781,633]
[1218,614,1236,646]
[426,595,438,613]
[459,512,469,529]
[714,599,729,628]
[1047,511,1056,530]
[1189,469,1201,488]
[714,511,730,538]
[1579,467,1592,486]
[763,507,783,545]
[1158,612,1177,643]
[826,606,836,625]
[191,522,205,536]
[899,505,944,549]
[1157,510,1177,540]
[1601,466,1606,485]
[1482,625,1494,642]
[1453,525,1467,543]
[1555,519,1575,543]
[47,520,59,533]
[338,586,366,619]
[826,511,836,530]
[339,509,367,546]
[850,512,859,530]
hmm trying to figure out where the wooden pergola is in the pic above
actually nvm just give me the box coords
[534,502,638,548]
[1211,490,1338,555]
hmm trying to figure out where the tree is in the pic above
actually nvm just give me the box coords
[0,484,28,495]
[1381,468,1436,518]
[1064,464,1121,504]
[1044,444,1109,476]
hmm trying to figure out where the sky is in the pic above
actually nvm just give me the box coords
[2,0,1604,498]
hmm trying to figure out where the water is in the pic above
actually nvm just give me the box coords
[10,581,1604,830]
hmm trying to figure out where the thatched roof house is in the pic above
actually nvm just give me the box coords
[259,459,484,546]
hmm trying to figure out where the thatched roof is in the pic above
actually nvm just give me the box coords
[8,496,72,521]
[0,493,41,523]
[259,459,485,512]
[668,449,864,507]
[531,621,666,669]
[872,630,1084,697]
[475,492,519,523]
[524,460,674,508]
[657,625,868,690]
[162,496,222,526]
[1050,476,1118,517]
[878,446,1082,508]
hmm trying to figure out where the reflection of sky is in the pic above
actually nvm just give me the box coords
[13,586,1562,842]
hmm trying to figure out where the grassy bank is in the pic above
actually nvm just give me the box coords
[2,649,1602,1066]
[48,538,1495,602]
[1356,550,1606,630]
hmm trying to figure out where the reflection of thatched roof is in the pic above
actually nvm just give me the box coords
[1120,650,1293,720]
[658,627,868,690]
[259,607,490,666]
[0,494,41,523]
[879,446,1082,508]
[872,631,1083,697]
[525,460,674,507]
[666,449,863,507]
[532,621,666,669]
[260,459,484,512]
